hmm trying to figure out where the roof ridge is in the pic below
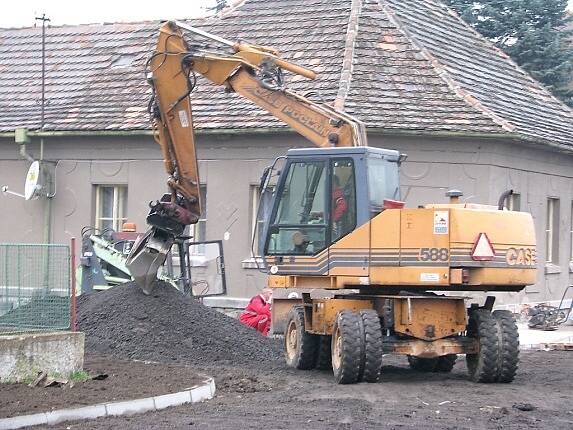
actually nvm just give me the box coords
[379,1,516,134]
[334,0,363,111]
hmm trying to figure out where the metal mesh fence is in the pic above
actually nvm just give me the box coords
[0,244,71,334]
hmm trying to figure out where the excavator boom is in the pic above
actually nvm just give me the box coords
[127,21,366,293]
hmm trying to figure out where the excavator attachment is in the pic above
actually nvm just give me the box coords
[126,228,174,295]
[126,20,355,294]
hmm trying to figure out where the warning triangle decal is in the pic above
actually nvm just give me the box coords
[471,233,495,261]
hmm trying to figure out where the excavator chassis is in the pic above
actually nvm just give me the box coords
[277,293,518,384]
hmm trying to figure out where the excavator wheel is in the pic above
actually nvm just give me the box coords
[331,310,362,384]
[284,305,318,370]
[466,309,500,383]
[492,310,519,383]
[358,309,383,383]
[407,354,457,373]
[315,335,332,370]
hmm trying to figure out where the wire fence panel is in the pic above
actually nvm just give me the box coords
[0,244,71,335]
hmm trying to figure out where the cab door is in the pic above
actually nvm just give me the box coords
[327,158,369,277]
[265,159,329,275]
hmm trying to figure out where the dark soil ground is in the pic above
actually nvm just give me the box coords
[20,351,573,430]
[8,283,572,429]
[0,355,206,418]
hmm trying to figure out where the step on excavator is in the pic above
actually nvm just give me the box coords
[127,21,537,384]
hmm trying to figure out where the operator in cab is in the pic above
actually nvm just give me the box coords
[239,288,273,336]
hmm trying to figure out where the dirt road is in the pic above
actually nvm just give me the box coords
[44,351,572,429]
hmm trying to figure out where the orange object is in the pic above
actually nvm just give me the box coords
[122,222,137,232]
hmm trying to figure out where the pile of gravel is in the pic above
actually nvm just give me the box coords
[77,282,283,367]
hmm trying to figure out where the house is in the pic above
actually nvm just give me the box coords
[1,0,572,305]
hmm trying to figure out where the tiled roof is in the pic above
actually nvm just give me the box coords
[0,0,571,151]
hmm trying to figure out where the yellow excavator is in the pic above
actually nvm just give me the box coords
[127,21,536,384]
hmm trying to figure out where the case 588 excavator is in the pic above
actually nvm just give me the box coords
[127,21,536,384]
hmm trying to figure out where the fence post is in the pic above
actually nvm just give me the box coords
[70,237,77,332]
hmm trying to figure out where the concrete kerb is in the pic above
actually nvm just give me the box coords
[0,377,215,430]
[517,323,573,350]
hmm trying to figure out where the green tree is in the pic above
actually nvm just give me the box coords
[208,0,229,13]
[445,0,573,106]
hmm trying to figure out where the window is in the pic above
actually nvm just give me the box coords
[190,185,207,254]
[250,185,274,257]
[95,185,127,231]
[545,198,560,264]
[267,160,328,255]
[570,202,573,263]
[331,159,356,242]
[507,193,521,211]
[367,155,400,217]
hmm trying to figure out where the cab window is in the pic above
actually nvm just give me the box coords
[330,159,356,242]
[266,160,327,255]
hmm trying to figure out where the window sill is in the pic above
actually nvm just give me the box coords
[544,263,561,275]
[242,257,265,270]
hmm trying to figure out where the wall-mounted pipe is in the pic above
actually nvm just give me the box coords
[498,189,514,210]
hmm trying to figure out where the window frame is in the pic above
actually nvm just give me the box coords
[507,193,521,211]
[570,201,573,263]
[190,184,207,255]
[329,158,357,244]
[545,197,560,264]
[265,158,329,256]
[94,185,128,232]
[249,184,275,258]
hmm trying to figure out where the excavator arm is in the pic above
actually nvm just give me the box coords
[127,20,366,294]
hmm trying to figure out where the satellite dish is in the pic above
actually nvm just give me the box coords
[24,161,42,200]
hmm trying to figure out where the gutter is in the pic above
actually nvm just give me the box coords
[0,127,292,138]
[0,127,519,139]
[0,127,571,153]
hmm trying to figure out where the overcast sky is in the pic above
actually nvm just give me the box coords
[0,0,572,28]
[0,0,216,28]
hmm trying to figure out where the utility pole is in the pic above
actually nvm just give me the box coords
[35,14,53,249]
[35,14,50,135]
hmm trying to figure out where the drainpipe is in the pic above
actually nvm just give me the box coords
[15,128,34,162]
[36,14,52,245]
[42,139,53,245]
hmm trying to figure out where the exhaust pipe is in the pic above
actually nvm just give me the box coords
[497,189,514,210]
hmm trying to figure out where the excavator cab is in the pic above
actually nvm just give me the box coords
[259,147,403,269]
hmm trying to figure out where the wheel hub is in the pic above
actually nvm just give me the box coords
[285,320,298,360]
[332,327,342,369]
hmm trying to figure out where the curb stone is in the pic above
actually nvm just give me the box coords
[0,377,215,430]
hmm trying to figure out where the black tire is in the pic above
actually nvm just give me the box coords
[284,305,318,370]
[493,310,519,383]
[466,309,499,383]
[359,309,383,383]
[407,355,456,372]
[315,335,332,370]
[331,310,362,384]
